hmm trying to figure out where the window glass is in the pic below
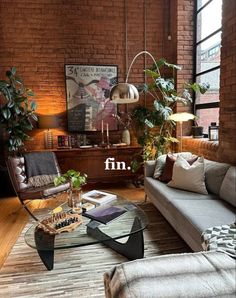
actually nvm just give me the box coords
[197,0,210,10]
[196,0,222,42]
[196,32,221,73]
[196,108,219,134]
[195,69,220,104]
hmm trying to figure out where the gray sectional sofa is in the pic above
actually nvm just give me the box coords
[144,157,236,251]
[104,156,236,297]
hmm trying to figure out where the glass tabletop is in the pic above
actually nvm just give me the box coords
[24,192,149,251]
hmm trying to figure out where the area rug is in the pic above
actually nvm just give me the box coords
[0,202,191,298]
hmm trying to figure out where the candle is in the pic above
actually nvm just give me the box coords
[101,120,104,133]
[106,123,109,137]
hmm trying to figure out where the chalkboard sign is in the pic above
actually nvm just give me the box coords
[65,64,118,132]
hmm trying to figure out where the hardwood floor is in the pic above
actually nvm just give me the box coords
[0,183,145,269]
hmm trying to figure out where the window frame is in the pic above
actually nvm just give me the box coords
[193,0,222,114]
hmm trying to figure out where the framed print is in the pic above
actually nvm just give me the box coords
[65,64,118,131]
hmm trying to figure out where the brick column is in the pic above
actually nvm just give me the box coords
[218,0,236,164]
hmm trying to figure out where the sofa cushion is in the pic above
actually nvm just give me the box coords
[168,156,208,195]
[153,152,192,179]
[220,166,236,207]
[104,251,236,298]
[159,154,198,183]
[204,159,230,195]
[169,198,236,246]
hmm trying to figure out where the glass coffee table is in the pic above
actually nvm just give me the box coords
[24,192,149,270]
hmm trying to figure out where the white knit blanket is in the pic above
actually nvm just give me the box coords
[202,223,236,258]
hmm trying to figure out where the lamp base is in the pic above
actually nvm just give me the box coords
[44,130,53,149]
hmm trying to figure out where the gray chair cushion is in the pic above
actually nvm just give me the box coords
[204,159,230,195]
[220,166,236,207]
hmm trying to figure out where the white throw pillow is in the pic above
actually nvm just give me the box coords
[153,152,193,179]
[168,156,208,195]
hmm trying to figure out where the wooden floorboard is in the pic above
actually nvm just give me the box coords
[0,183,145,269]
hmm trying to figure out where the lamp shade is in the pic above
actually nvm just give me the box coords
[168,112,195,122]
[110,83,139,104]
[38,115,58,129]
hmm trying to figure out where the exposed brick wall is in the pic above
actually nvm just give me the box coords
[175,0,195,136]
[219,0,236,164]
[0,0,175,151]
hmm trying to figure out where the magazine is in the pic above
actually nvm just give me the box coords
[83,204,127,225]
[82,190,117,205]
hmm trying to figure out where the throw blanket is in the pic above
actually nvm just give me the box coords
[202,223,236,258]
[24,152,58,187]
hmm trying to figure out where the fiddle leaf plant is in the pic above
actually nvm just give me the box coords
[132,58,210,161]
[54,170,87,190]
[0,67,37,154]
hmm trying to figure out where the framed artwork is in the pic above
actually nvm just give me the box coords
[65,64,118,131]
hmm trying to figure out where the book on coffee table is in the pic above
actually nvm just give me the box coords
[83,204,127,225]
[82,190,117,205]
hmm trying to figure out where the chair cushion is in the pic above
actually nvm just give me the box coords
[19,182,70,200]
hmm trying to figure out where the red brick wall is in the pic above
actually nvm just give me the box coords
[0,0,175,150]
[175,0,195,136]
[219,0,236,164]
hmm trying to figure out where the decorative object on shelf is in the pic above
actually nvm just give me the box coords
[65,64,118,132]
[38,115,58,149]
[0,67,37,154]
[106,123,110,147]
[192,125,204,138]
[54,169,87,208]
[208,122,219,141]
[122,129,131,145]
[168,113,195,152]
[57,135,71,149]
[113,112,132,145]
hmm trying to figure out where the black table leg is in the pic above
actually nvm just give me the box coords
[34,229,55,270]
[87,217,144,260]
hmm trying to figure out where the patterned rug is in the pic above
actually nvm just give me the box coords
[0,202,191,298]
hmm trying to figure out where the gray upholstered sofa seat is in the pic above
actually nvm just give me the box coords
[104,251,236,298]
[144,157,236,251]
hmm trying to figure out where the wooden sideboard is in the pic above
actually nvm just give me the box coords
[53,146,142,184]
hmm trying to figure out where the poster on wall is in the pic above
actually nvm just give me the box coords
[65,64,118,131]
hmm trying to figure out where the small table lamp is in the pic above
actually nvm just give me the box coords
[168,112,195,152]
[38,115,58,149]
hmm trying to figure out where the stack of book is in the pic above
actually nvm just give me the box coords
[82,190,117,206]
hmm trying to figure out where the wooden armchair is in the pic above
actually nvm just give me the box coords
[6,152,70,221]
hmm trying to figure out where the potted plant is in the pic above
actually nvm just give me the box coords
[132,59,210,160]
[54,170,87,207]
[0,67,38,154]
[0,67,38,196]
[191,117,204,138]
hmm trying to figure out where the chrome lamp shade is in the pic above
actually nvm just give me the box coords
[110,51,160,104]
[110,83,139,104]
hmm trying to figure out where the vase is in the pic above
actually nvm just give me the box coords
[68,188,82,209]
[122,129,131,145]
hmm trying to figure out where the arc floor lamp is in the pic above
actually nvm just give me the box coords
[110,50,160,104]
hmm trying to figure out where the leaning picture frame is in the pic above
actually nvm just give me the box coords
[65,64,118,132]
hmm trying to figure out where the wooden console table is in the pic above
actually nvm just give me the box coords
[53,146,142,184]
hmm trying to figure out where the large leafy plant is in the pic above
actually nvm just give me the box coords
[132,58,209,161]
[0,67,37,153]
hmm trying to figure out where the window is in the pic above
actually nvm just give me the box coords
[194,0,222,134]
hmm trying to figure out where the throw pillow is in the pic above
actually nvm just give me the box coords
[159,154,198,183]
[167,156,208,195]
[153,152,192,179]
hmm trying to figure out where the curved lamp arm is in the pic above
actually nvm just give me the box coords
[125,50,160,83]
